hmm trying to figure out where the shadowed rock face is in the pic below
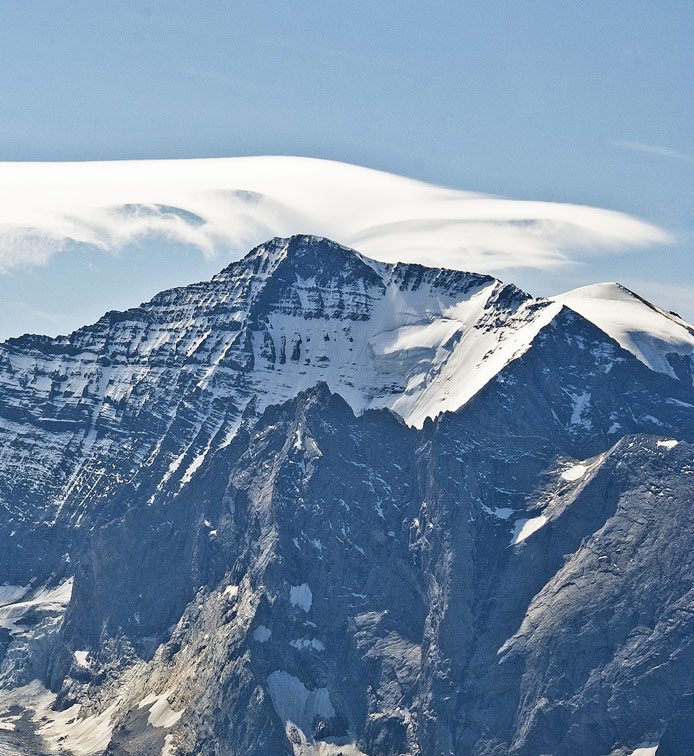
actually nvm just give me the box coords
[0,236,693,756]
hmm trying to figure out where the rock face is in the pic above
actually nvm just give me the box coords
[0,235,693,756]
[0,235,547,584]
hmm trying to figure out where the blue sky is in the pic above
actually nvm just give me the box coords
[0,0,692,338]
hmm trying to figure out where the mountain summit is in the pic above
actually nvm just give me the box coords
[0,236,693,756]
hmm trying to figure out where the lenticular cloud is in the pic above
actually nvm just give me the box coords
[0,156,671,274]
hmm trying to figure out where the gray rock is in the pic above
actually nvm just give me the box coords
[0,236,692,755]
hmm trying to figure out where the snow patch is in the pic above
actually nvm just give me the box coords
[162,733,176,756]
[0,660,116,756]
[657,439,679,450]
[73,650,89,667]
[290,638,325,651]
[568,391,592,430]
[38,701,116,755]
[223,584,239,599]
[266,670,364,756]
[253,625,272,643]
[0,578,73,633]
[510,516,548,546]
[666,397,694,408]
[0,583,31,606]
[290,583,313,613]
[180,450,207,485]
[627,744,658,756]
[138,690,184,729]
[482,505,514,520]
[561,464,587,481]
[267,670,335,727]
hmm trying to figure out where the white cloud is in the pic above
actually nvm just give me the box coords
[613,140,693,163]
[0,156,672,275]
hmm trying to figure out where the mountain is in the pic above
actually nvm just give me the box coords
[0,235,692,756]
[554,282,694,383]
[0,235,556,584]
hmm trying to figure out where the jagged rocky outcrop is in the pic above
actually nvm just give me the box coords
[0,235,541,584]
[0,236,693,756]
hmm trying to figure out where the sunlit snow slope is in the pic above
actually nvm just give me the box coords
[556,282,694,380]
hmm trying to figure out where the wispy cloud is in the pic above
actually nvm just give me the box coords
[613,140,693,163]
[0,156,673,276]
[178,65,257,91]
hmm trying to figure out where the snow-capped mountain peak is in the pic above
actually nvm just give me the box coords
[1,235,692,543]
[555,281,694,380]
[2,236,694,756]
[0,235,562,530]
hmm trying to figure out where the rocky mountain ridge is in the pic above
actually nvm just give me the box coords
[0,235,559,584]
[0,236,692,756]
